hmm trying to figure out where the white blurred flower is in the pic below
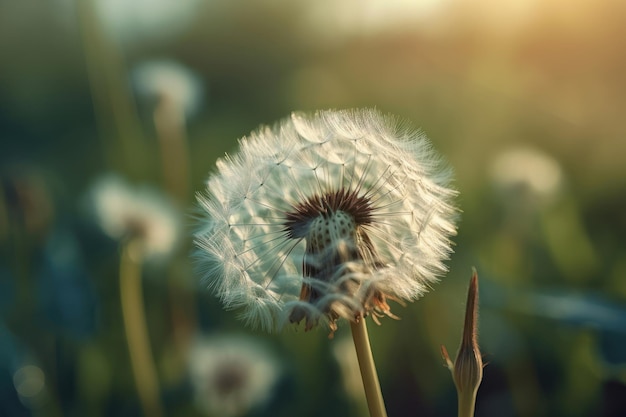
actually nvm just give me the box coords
[301,0,454,42]
[90,174,181,262]
[490,146,564,202]
[195,109,457,334]
[13,364,47,410]
[188,334,281,417]
[131,59,204,118]
[93,0,202,46]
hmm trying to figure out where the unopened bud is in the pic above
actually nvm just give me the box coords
[441,269,483,417]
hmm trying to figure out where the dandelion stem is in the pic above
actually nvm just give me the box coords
[350,318,388,417]
[154,98,191,202]
[120,241,163,417]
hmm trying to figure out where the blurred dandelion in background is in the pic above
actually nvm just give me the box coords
[131,59,205,201]
[0,325,55,413]
[90,0,202,47]
[89,174,182,417]
[188,333,282,417]
[487,146,598,282]
[13,364,46,410]
[129,58,206,356]
[489,146,564,208]
[89,174,181,264]
[132,59,204,119]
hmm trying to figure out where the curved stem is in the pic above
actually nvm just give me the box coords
[119,241,163,417]
[350,318,388,417]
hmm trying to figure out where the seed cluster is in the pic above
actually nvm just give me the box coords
[283,188,374,240]
[308,210,356,253]
[283,189,393,335]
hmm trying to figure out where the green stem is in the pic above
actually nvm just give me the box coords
[458,391,477,417]
[76,0,147,179]
[350,318,388,417]
[154,98,191,202]
[119,241,163,417]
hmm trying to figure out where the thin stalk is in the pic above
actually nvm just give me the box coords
[350,317,388,417]
[75,0,148,179]
[153,97,195,365]
[154,97,191,202]
[119,241,163,417]
[458,392,477,417]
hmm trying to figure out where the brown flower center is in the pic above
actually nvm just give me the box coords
[283,188,395,336]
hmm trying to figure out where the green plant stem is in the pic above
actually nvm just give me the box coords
[120,241,163,417]
[350,318,388,417]
[76,0,147,179]
[154,97,191,203]
[458,392,477,417]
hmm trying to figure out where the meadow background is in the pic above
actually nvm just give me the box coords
[1,0,625,416]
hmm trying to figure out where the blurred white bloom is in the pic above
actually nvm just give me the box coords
[490,146,564,201]
[301,0,454,41]
[188,334,281,417]
[195,109,457,333]
[13,364,47,410]
[132,59,204,118]
[90,175,181,262]
[93,0,202,46]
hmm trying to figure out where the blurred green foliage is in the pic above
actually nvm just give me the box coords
[1,1,625,416]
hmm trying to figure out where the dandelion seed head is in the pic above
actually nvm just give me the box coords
[188,334,281,417]
[195,109,457,333]
[92,0,201,47]
[90,174,181,263]
[131,59,204,117]
[490,146,563,201]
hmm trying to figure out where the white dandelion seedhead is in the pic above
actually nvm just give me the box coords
[90,174,182,263]
[131,59,205,118]
[93,0,201,47]
[188,333,281,417]
[195,109,458,333]
[490,146,564,203]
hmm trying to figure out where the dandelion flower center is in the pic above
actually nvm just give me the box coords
[283,188,386,332]
[308,211,356,252]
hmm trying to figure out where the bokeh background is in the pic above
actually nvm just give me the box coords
[1,0,626,416]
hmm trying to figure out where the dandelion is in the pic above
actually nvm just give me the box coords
[89,174,182,417]
[90,174,181,263]
[195,109,457,417]
[131,59,204,119]
[131,59,205,201]
[188,333,281,417]
[489,146,563,205]
[195,108,457,333]
[94,0,201,47]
